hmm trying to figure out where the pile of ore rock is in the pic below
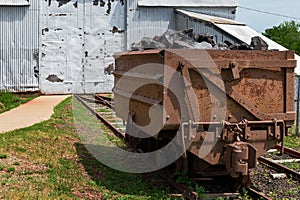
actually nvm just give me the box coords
[131,29,268,51]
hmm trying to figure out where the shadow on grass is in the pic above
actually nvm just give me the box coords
[74,142,170,198]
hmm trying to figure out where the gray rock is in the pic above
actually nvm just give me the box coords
[141,37,166,49]
[251,36,268,50]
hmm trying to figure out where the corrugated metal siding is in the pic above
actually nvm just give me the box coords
[0,0,40,92]
[127,5,175,47]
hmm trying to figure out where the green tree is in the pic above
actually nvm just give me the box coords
[263,21,300,55]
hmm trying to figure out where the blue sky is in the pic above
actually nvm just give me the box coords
[236,0,300,33]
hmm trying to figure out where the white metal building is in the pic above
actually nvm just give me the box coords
[40,0,239,94]
[1,0,239,94]
[2,0,298,94]
[40,0,126,94]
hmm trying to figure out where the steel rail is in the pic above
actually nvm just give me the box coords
[74,95,124,139]
[245,187,272,200]
[76,95,273,199]
[95,94,114,109]
[274,145,300,158]
[95,94,113,102]
[76,95,103,104]
[258,156,300,181]
[158,171,198,200]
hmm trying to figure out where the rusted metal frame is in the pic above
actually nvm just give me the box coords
[113,70,164,81]
[274,145,300,159]
[177,61,197,123]
[285,68,296,112]
[245,187,272,200]
[283,68,296,160]
[113,53,164,72]
[258,156,300,181]
[113,49,163,58]
[185,60,296,69]
[113,88,161,106]
[280,121,285,155]
[181,120,284,145]
[75,95,125,139]
[198,69,295,121]
[200,68,268,121]
[192,120,281,126]
[191,119,285,129]
[113,69,163,104]
[166,49,295,61]
[223,142,252,177]
[267,119,286,154]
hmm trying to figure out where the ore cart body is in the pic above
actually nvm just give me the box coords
[113,49,296,180]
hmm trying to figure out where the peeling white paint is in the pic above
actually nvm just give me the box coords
[40,0,125,94]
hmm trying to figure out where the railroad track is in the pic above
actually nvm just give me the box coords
[248,140,300,199]
[258,145,300,181]
[74,94,274,200]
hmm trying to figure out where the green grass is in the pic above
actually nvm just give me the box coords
[282,161,300,171]
[285,133,300,151]
[0,97,176,199]
[0,91,39,114]
[96,107,112,113]
[6,167,15,173]
[0,154,7,159]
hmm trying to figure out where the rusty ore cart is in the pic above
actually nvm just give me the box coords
[113,49,296,184]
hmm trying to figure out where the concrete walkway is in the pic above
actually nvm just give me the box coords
[0,95,70,133]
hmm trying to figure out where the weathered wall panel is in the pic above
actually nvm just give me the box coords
[40,0,125,94]
[0,1,40,92]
